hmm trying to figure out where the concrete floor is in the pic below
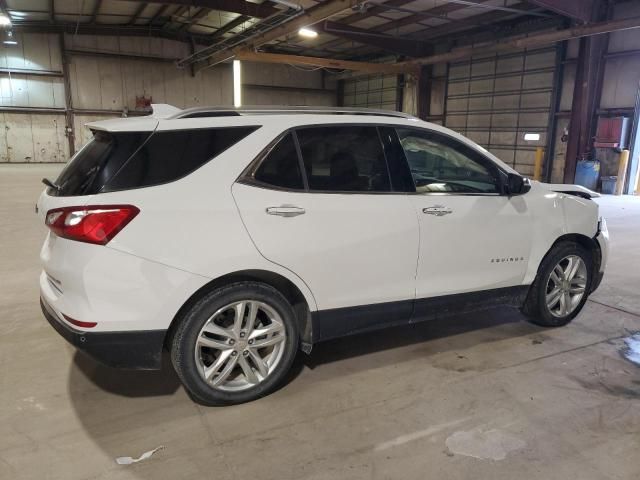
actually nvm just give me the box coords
[1,163,639,480]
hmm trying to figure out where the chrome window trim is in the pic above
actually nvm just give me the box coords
[237,122,512,196]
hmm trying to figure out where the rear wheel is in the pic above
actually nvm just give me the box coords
[522,242,592,327]
[171,282,299,405]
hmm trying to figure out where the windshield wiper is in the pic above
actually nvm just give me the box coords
[42,178,61,192]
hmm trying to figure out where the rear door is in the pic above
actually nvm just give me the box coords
[232,125,419,338]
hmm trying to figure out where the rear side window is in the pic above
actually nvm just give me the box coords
[52,126,258,196]
[105,127,259,192]
[253,133,304,190]
[296,126,391,192]
[54,131,151,196]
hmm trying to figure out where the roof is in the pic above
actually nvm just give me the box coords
[82,102,517,175]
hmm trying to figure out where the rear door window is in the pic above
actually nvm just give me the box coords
[253,133,304,190]
[295,126,391,192]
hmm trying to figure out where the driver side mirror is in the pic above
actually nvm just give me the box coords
[506,173,531,196]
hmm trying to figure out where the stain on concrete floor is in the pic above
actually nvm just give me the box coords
[445,427,526,460]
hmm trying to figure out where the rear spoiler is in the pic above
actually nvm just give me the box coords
[150,104,181,119]
[546,183,600,199]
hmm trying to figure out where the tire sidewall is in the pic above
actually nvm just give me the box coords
[534,243,593,326]
[171,282,299,406]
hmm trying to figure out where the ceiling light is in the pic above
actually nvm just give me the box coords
[524,133,540,141]
[233,60,242,108]
[298,28,318,38]
[3,30,16,45]
[0,14,11,26]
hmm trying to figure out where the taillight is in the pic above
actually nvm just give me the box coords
[45,205,139,245]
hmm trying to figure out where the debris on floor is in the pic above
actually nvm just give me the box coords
[116,446,165,465]
[621,332,640,367]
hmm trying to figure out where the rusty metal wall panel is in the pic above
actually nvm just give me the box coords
[0,113,67,163]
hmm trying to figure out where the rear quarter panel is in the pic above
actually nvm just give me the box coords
[98,122,319,311]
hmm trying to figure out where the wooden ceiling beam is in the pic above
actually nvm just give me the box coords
[235,49,417,75]
[197,0,354,70]
[244,15,640,78]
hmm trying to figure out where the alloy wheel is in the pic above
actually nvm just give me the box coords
[545,255,588,318]
[194,300,287,391]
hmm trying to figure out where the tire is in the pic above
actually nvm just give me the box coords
[522,241,593,327]
[171,281,299,405]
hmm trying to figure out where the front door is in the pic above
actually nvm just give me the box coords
[395,127,533,304]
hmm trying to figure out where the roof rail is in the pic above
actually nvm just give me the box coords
[168,105,418,120]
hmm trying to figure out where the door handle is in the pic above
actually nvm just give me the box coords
[266,205,306,217]
[423,205,453,216]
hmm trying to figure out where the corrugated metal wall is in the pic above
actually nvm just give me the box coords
[342,73,399,111]
[444,47,556,177]
[0,32,335,163]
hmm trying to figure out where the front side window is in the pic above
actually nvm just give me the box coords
[296,126,391,192]
[396,128,500,194]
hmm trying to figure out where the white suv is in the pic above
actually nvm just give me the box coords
[38,106,609,405]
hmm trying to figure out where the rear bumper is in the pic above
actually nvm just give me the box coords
[41,297,166,370]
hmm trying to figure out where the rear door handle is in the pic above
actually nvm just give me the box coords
[266,205,306,217]
[423,205,453,216]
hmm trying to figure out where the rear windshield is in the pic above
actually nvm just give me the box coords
[52,126,259,196]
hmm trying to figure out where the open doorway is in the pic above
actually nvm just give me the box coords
[626,80,640,194]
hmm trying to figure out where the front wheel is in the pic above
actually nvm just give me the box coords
[522,242,592,327]
[171,282,299,405]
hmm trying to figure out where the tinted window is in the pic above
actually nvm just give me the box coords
[253,133,304,190]
[54,131,151,196]
[396,129,500,194]
[296,126,391,192]
[378,126,416,193]
[105,126,258,191]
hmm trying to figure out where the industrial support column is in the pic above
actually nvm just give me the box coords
[417,65,432,121]
[59,34,75,156]
[563,2,609,183]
